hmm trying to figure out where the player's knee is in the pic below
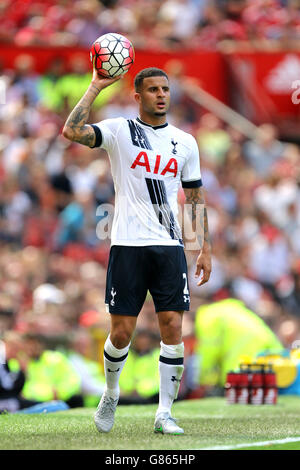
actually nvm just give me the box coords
[160,315,182,343]
[110,328,132,349]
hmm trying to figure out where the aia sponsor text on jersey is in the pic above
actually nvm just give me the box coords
[131,151,178,177]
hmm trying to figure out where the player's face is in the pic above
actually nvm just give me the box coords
[135,76,170,118]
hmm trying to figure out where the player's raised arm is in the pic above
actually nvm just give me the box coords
[183,186,212,286]
[62,68,121,147]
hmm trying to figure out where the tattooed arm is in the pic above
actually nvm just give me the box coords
[62,68,121,147]
[183,186,212,286]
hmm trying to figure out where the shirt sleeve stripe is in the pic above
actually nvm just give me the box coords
[181,179,203,188]
[90,124,103,148]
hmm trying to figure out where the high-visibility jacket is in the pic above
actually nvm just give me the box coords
[38,74,121,112]
[22,351,81,402]
[119,349,160,398]
[194,299,283,386]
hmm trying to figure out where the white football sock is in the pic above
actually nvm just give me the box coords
[157,341,184,415]
[103,335,130,399]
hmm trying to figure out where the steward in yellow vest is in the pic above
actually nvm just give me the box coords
[21,334,83,407]
[195,298,283,387]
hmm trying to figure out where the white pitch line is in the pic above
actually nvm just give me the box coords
[197,437,300,450]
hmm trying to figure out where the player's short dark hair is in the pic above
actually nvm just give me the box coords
[134,67,169,92]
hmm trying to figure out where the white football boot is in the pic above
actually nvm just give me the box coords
[94,392,119,433]
[154,411,184,435]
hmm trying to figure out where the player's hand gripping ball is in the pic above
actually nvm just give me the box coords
[90,33,135,78]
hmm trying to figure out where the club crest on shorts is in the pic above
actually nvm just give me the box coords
[110,287,116,306]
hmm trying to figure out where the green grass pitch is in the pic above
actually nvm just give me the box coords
[1,396,300,450]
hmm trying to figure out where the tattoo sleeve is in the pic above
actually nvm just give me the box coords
[63,84,101,147]
[183,187,211,251]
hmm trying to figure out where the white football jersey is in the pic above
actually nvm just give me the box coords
[91,117,202,247]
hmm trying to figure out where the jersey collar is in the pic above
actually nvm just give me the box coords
[136,117,168,130]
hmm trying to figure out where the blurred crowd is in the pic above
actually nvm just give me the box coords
[0,47,300,407]
[1,0,300,51]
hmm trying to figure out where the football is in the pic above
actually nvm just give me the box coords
[90,33,135,78]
